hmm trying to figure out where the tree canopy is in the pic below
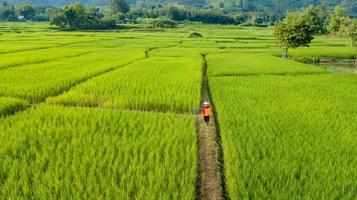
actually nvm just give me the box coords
[275,11,315,58]
[1,0,356,17]
[50,3,116,30]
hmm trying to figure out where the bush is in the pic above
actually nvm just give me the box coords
[51,3,117,30]
[138,17,177,28]
[33,14,49,21]
[188,31,203,38]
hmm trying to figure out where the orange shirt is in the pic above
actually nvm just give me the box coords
[203,107,211,116]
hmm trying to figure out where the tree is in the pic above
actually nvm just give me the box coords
[341,18,357,47]
[169,6,188,21]
[110,0,129,14]
[16,2,36,20]
[219,2,225,9]
[0,2,17,21]
[50,12,67,28]
[275,11,315,59]
[303,5,329,34]
[347,20,357,47]
[50,3,116,30]
[328,6,347,33]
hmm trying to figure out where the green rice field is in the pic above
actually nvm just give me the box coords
[0,22,356,199]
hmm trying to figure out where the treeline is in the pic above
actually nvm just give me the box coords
[50,3,116,30]
[2,1,357,18]
[275,5,357,58]
[1,0,356,32]
[125,5,276,26]
[0,1,53,21]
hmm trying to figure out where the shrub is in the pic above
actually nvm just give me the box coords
[138,17,177,28]
[188,31,203,38]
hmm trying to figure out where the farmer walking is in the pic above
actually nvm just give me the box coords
[202,101,212,124]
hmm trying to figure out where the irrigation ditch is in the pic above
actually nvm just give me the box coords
[195,54,229,200]
[295,57,357,73]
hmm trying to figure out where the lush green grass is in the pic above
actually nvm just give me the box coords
[0,105,196,199]
[48,56,202,113]
[207,53,326,76]
[209,74,357,199]
[0,49,145,103]
[0,22,356,199]
[0,97,28,117]
[0,48,90,69]
[289,46,357,59]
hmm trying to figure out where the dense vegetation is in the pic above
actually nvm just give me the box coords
[0,106,197,199]
[1,0,356,28]
[210,74,357,199]
[2,0,357,17]
[48,56,202,113]
[0,97,27,117]
[0,19,356,199]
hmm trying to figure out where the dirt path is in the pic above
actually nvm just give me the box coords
[195,55,227,200]
[196,115,222,200]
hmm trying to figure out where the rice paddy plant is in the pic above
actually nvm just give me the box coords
[0,105,197,199]
[209,74,357,199]
[0,48,145,103]
[289,46,357,59]
[0,48,90,69]
[48,56,202,113]
[0,97,28,117]
[149,47,219,57]
[0,41,59,54]
[207,53,326,76]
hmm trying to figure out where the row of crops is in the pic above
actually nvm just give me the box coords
[0,22,356,199]
[0,23,203,199]
[207,53,357,199]
[0,106,197,199]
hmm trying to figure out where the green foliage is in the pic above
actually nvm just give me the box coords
[0,2,17,21]
[188,31,203,38]
[328,6,348,33]
[137,17,177,28]
[50,3,116,30]
[0,105,197,199]
[110,0,130,14]
[303,5,329,34]
[340,18,357,47]
[16,2,36,20]
[275,11,315,58]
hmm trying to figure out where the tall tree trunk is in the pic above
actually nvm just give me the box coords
[282,47,289,59]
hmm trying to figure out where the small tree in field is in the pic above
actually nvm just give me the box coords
[275,11,314,59]
[341,19,357,47]
[328,6,347,33]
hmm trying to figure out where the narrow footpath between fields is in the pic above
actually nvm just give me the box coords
[195,55,229,200]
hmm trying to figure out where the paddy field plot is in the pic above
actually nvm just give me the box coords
[0,97,28,117]
[0,106,197,199]
[207,53,326,76]
[209,74,357,199]
[0,49,145,103]
[48,56,202,113]
[0,22,356,199]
